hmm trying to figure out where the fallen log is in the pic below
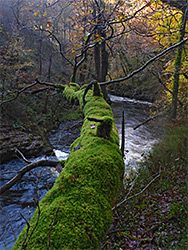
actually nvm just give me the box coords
[13,82,124,250]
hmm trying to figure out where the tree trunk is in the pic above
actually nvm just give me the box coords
[100,32,109,101]
[171,8,187,118]
[94,42,101,81]
[94,31,109,101]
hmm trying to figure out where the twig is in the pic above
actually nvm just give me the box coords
[152,72,183,106]
[35,78,65,89]
[124,174,139,201]
[21,198,41,249]
[133,115,159,130]
[0,160,59,194]
[29,87,52,94]
[0,205,16,241]
[0,79,65,106]
[112,173,160,210]
[66,120,83,131]
[15,148,32,164]
[27,198,40,244]
[20,213,30,249]
[47,208,59,250]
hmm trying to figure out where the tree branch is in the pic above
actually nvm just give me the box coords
[0,79,65,106]
[47,208,59,250]
[41,28,74,66]
[0,160,59,194]
[29,87,52,95]
[21,198,41,249]
[133,115,159,130]
[16,148,32,164]
[99,37,188,86]
[0,81,38,106]
[152,72,183,106]
[112,173,160,210]
[160,0,188,14]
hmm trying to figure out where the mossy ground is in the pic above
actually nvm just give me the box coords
[13,83,124,249]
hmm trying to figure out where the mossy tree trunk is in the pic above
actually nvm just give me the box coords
[171,8,187,119]
[13,82,124,250]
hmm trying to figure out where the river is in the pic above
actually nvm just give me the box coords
[0,95,163,249]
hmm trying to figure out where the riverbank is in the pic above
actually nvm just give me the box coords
[0,91,82,163]
[0,125,52,164]
[101,117,188,249]
[107,69,165,103]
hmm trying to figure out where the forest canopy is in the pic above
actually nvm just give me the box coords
[0,0,187,120]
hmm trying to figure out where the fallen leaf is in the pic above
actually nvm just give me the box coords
[90,124,96,129]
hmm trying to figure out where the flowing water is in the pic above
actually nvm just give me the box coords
[109,95,163,168]
[0,95,163,249]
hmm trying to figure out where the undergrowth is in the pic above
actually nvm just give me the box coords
[101,117,188,249]
[1,89,82,138]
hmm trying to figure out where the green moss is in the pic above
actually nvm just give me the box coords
[54,84,65,89]
[13,82,124,250]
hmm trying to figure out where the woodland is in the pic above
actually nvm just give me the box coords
[0,0,188,249]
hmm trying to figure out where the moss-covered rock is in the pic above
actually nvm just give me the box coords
[13,82,124,250]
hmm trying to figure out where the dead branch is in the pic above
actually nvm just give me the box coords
[0,79,65,107]
[112,173,160,210]
[152,72,183,106]
[35,78,65,89]
[66,120,83,131]
[20,212,30,249]
[121,111,125,156]
[15,148,32,164]
[0,81,38,106]
[27,198,41,246]
[47,208,59,250]
[0,160,59,194]
[87,117,103,123]
[29,87,52,95]
[0,205,16,241]
[133,115,159,130]
[22,198,41,249]
[100,37,188,86]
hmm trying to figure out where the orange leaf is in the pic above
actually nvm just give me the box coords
[47,21,52,27]
[146,2,151,7]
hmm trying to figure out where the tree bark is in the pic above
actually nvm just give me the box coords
[171,6,187,118]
